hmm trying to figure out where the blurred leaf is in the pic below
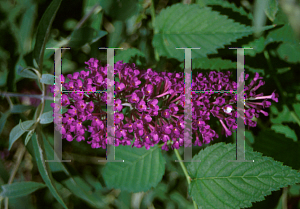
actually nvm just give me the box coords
[0,182,45,198]
[253,0,268,36]
[197,0,253,20]
[114,48,145,63]
[153,4,274,61]
[32,131,68,209]
[9,120,35,150]
[103,145,166,192]
[180,58,236,70]
[16,66,38,79]
[252,130,300,170]
[68,26,107,48]
[0,68,8,87]
[39,111,54,124]
[33,0,62,71]
[40,74,54,85]
[277,42,300,63]
[0,111,10,135]
[99,0,139,21]
[187,142,300,209]
[170,191,194,209]
[108,21,124,48]
[265,8,298,45]
[270,105,296,124]
[265,0,278,22]
[271,124,297,142]
[42,134,107,208]
[19,4,36,54]
[11,105,34,114]
[289,184,300,196]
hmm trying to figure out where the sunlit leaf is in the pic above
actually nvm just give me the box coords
[103,145,166,192]
[188,142,300,209]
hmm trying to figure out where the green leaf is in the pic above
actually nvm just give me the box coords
[99,0,139,21]
[265,8,298,45]
[40,74,54,85]
[39,111,54,124]
[0,111,10,135]
[33,0,62,71]
[197,0,253,20]
[153,4,272,61]
[277,42,300,63]
[9,120,35,150]
[68,26,107,48]
[265,0,278,22]
[271,124,297,142]
[103,145,166,192]
[32,130,68,209]
[187,142,300,209]
[242,36,266,56]
[24,130,34,146]
[42,134,107,208]
[19,4,36,54]
[11,105,34,113]
[17,66,38,79]
[180,58,236,70]
[0,182,45,198]
[270,105,296,124]
[114,48,145,63]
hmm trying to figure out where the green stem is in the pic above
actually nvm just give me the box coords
[174,149,198,209]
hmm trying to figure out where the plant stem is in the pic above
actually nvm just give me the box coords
[174,149,198,209]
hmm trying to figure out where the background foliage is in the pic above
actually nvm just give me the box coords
[0,0,300,208]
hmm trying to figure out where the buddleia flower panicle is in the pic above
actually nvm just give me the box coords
[51,58,278,150]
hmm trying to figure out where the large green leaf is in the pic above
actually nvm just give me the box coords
[103,145,166,192]
[180,58,236,70]
[9,120,35,150]
[153,4,269,61]
[0,182,45,198]
[187,142,300,209]
[197,0,253,20]
[33,0,62,71]
[31,130,68,209]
